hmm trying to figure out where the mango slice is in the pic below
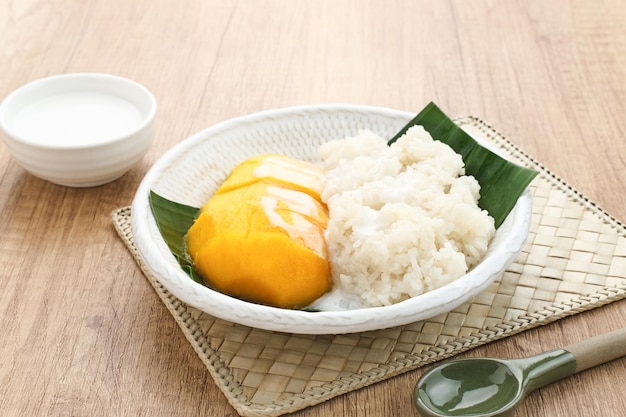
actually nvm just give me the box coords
[186,154,331,309]
[217,154,325,199]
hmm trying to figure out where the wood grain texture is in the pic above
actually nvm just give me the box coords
[1,0,625,416]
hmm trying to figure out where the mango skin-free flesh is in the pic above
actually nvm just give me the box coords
[186,154,331,309]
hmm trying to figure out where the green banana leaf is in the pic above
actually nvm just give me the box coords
[389,102,537,228]
[149,102,537,286]
[148,191,204,284]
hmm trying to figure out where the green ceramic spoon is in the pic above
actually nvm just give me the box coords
[413,327,626,417]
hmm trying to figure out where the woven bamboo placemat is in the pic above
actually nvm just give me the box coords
[112,116,626,417]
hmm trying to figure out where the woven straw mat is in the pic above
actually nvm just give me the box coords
[112,116,626,417]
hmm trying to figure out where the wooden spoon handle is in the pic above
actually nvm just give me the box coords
[564,327,626,373]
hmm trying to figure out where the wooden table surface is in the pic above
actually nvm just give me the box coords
[2,1,626,416]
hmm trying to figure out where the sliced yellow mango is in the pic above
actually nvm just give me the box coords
[217,154,325,200]
[186,155,331,309]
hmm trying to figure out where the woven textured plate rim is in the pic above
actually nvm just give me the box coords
[130,104,532,334]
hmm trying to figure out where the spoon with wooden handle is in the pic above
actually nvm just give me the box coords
[413,326,626,417]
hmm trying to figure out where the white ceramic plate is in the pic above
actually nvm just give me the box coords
[131,104,532,334]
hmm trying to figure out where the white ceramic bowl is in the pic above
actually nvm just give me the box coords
[131,105,532,334]
[0,73,156,187]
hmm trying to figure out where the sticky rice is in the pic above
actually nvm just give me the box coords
[318,126,495,307]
